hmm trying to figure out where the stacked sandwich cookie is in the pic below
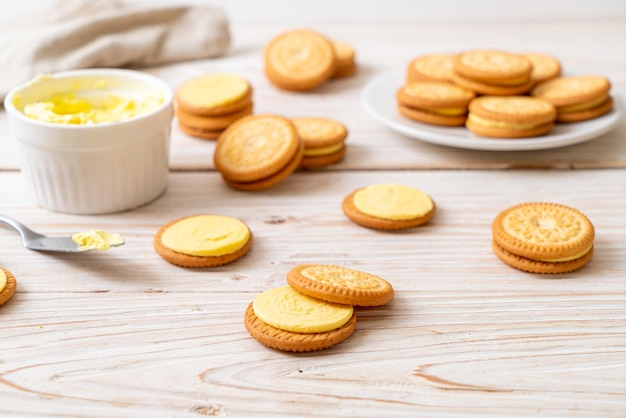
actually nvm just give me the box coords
[342,183,436,230]
[522,53,562,86]
[465,96,557,138]
[175,73,253,140]
[214,115,303,191]
[154,214,252,268]
[264,29,358,92]
[451,50,534,96]
[531,75,613,123]
[244,264,394,352]
[331,41,358,79]
[396,81,475,126]
[406,54,455,83]
[292,117,348,169]
[491,202,595,274]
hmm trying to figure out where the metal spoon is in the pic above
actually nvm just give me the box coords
[0,213,124,252]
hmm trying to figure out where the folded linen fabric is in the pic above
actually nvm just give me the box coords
[0,0,231,101]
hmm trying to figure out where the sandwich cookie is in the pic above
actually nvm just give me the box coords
[154,214,252,268]
[214,115,303,190]
[264,29,336,91]
[452,50,534,95]
[407,54,455,83]
[331,41,357,79]
[175,73,254,140]
[523,53,562,85]
[396,81,476,126]
[531,75,613,123]
[0,268,16,307]
[342,183,435,230]
[492,202,595,274]
[466,96,556,138]
[292,118,348,169]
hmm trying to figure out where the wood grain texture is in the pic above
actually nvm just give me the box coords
[1,20,625,171]
[1,169,625,417]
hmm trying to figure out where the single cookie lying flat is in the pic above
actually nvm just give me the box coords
[342,183,435,230]
[154,214,252,268]
[287,264,394,307]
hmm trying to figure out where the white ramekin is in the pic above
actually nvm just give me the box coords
[4,69,173,215]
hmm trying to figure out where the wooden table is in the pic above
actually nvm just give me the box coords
[1,19,625,417]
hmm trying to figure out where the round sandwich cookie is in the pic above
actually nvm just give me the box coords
[214,114,303,189]
[178,122,223,140]
[342,183,435,230]
[221,138,304,191]
[452,50,534,95]
[407,54,455,83]
[531,75,613,123]
[264,29,336,91]
[523,53,562,84]
[176,103,253,132]
[292,117,348,169]
[154,214,252,268]
[0,268,17,307]
[175,73,252,117]
[466,96,556,138]
[396,81,476,126]
[286,264,394,307]
[492,202,595,274]
[331,41,357,79]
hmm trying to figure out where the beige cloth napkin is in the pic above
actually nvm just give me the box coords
[0,0,230,101]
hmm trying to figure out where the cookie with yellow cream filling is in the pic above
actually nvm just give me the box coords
[407,54,455,83]
[466,96,556,138]
[214,114,303,190]
[287,264,394,307]
[154,214,252,268]
[491,202,595,274]
[331,41,357,79]
[522,53,562,84]
[292,117,348,169]
[531,75,613,123]
[0,268,17,307]
[264,29,336,91]
[452,50,534,95]
[342,183,435,230]
[396,81,475,126]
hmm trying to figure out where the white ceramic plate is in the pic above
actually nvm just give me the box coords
[361,69,621,151]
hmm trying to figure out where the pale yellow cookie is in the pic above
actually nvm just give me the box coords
[176,74,251,115]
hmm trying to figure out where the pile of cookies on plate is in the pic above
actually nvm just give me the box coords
[397,50,614,138]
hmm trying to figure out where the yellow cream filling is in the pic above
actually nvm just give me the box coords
[354,183,433,220]
[303,142,344,157]
[21,80,164,125]
[532,245,593,262]
[179,74,248,109]
[423,107,466,116]
[0,269,6,292]
[161,215,249,257]
[558,95,608,114]
[72,230,125,251]
[468,113,542,130]
[252,286,353,333]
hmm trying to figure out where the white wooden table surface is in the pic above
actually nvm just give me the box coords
[1,13,625,418]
